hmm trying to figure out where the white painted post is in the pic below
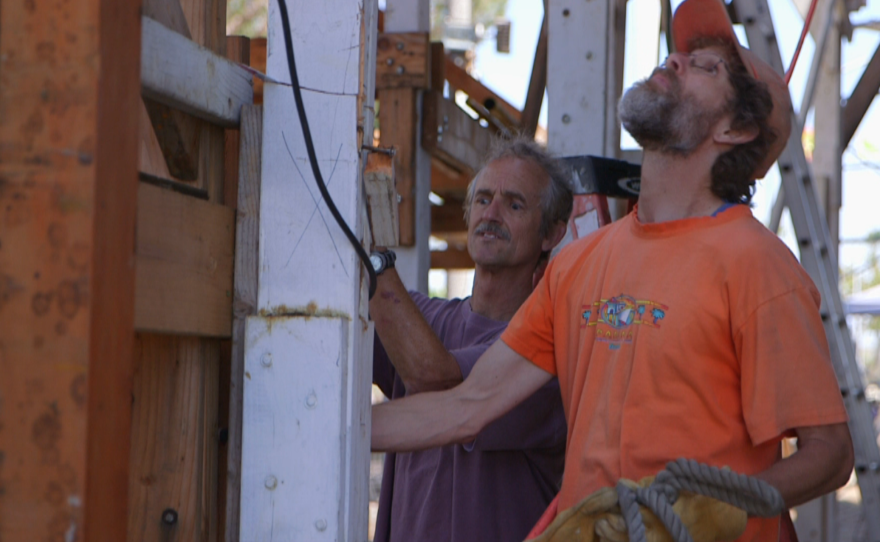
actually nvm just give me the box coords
[240,0,378,539]
[547,0,610,157]
[385,0,432,293]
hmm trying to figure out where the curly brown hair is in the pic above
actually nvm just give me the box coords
[690,38,777,204]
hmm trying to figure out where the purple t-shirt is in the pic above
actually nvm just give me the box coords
[372,292,566,542]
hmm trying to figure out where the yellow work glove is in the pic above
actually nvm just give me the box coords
[530,486,621,542]
[593,476,747,542]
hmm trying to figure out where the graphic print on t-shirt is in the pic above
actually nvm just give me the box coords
[580,294,668,349]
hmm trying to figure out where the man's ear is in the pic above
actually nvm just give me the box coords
[542,220,568,253]
[713,117,759,146]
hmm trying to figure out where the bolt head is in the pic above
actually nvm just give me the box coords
[260,352,272,368]
[396,42,404,51]
[562,114,571,124]
[386,58,394,66]
[265,475,278,490]
[396,66,405,75]
[315,519,328,531]
[161,508,178,526]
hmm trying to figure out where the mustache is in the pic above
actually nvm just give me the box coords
[474,222,511,240]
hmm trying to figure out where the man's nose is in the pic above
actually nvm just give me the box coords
[482,198,504,222]
[665,53,687,75]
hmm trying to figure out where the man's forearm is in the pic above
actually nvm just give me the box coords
[370,269,462,393]
[754,422,853,508]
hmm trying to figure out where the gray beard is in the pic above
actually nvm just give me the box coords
[618,71,724,156]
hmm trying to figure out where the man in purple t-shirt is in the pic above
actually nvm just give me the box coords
[369,137,573,542]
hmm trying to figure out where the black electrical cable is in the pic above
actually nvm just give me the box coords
[276,0,378,300]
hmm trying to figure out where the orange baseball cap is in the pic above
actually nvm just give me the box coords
[671,0,792,179]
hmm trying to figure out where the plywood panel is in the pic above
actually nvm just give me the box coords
[134,182,235,337]
[128,334,220,542]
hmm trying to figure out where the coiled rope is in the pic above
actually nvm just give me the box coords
[615,458,786,542]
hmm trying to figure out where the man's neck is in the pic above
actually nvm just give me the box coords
[637,150,726,223]
[469,265,535,322]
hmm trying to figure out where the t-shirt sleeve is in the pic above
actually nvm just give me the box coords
[736,284,848,446]
[500,255,561,375]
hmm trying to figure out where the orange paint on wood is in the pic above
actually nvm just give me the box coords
[0,0,141,541]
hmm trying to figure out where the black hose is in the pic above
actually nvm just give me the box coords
[276,0,378,300]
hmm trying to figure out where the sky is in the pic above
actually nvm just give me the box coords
[469,0,880,280]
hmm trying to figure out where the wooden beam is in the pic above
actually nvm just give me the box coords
[376,32,430,89]
[250,38,267,105]
[422,90,492,176]
[522,0,548,138]
[842,42,880,149]
[140,16,253,127]
[430,247,475,269]
[431,199,467,234]
[133,182,235,337]
[444,55,522,129]
[225,105,262,542]
[430,42,446,92]
[378,88,418,245]
[142,0,202,181]
[365,150,400,246]
[0,0,141,539]
[431,158,472,197]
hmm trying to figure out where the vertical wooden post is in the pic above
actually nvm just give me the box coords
[0,1,141,541]
[382,0,432,293]
[240,0,378,539]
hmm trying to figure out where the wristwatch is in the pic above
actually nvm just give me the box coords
[369,250,396,276]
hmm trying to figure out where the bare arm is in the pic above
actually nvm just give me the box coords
[371,340,554,452]
[370,268,462,393]
[754,422,853,508]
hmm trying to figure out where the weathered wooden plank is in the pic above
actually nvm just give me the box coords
[133,182,235,337]
[522,1,548,138]
[431,157,472,197]
[364,150,400,246]
[422,90,492,176]
[431,198,467,234]
[430,42,446,92]
[430,247,475,269]
[378,88,418,245]
[250,38,267,106]
[140,97,175,179]
[444,55,522,128]
[141,16,253,127]
[142,0,204,181]
[225,104,262,542]
[0,0,141,540]
[127,335,220,542]
[375,32,430,89]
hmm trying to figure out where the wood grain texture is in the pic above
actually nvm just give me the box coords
[430,157,472,198]
[128,334,220,542]
[444,55,522,128]
[144,0,192,38]
[249,38,267,106]
[421,90,492,176]
[364,151,400,246]
[0,0,141,541]
[141,17,253,127]
[377,88,418,245]
[431,197,467,234]
[430,247,475,269]
[134,182,235,337]
[375,32,430,89]
[225,104,262,542]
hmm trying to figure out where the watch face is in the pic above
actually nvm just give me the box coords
[370,254,383,272]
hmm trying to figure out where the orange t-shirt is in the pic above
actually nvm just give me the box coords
[502,205,848,542]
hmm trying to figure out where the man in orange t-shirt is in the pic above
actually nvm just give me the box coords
[371,0,853,539]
